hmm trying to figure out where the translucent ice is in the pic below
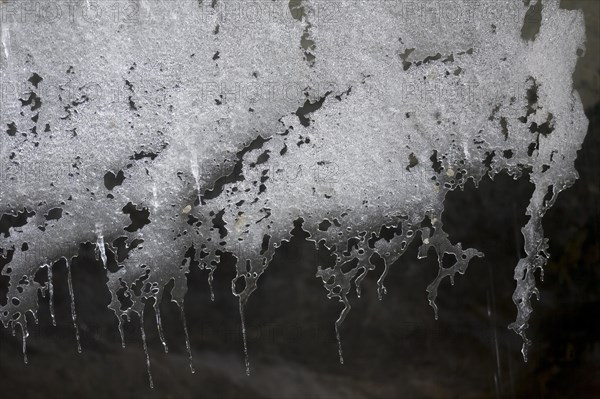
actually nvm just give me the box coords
[0,0,588,383]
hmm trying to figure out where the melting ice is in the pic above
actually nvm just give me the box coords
[0,0,588,387]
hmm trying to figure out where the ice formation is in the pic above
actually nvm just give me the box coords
[0,0,588,387]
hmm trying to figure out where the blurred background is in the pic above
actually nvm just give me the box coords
[1,1,599,398]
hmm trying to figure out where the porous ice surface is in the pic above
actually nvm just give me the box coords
[0,0,589,384]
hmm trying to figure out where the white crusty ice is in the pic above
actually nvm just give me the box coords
[0,0,588,384]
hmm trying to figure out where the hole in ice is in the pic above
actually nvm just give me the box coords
[122,203,151,232]
[211,209,227,239]
[430,150,443,174]
[104,171,125,190]
[116,281,134,311]
[0,209,36,238]
[378,225,397,242]
[112,237,144,263]
[28,73,43,88]
[406,153,419,171]
[340,258,359,274]
[529,115,555,136]
[6,122,17,137]
[233,276,246,295]
[295,93,331,127]
[131,151,159,161]
[201,135,270,203]
[343,238,360,257]
[500,117,509,139]
[543,185,555,207]
[521,0,543,41]
[526,77,540,117]
[19,92,42,111]
[44,208,63,221]
[132,270,151,297]
[442,253,457,269]
[0,280,8,307]
[33,266,48,286]
[318,220,332,232]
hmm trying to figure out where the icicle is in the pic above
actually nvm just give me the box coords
[238,299,250,376]
[139,311,154,389]
[208,269,215,302]
[429,300,439,321]
[96,227,107,268]
[335,324,344,365]
[20,323,29,364]
[335,294,351,365]
[374,254,389,299]
[118,314,126,348]
[154,305,168,353]
[522,345,529,363]
[66,260,82,353]
[178,303,195,373]
[354,266,370,299]
[46,264,56,326]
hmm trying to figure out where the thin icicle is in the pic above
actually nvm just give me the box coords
[66,260,82,353]
[118,315,126,348]
[208,269,215,302]
[139,311,154,389]
[335,323,344,365]
[96,228,107,268]
[335,294,351,365]
[46,264,56,326]
[154,305,168,353]
[178,303,195,373]
[239,299,250,376]
[20,323,29,364]
[376,260,389,300]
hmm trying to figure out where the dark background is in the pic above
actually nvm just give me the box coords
[1,2,599,398]
[0,97,598,399]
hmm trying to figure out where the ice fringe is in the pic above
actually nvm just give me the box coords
[0,0,588,385]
